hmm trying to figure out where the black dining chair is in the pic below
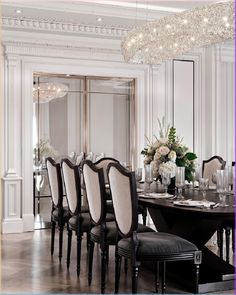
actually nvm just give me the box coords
[94,157,147,225]
[107,162,202,294]
[46,157,70,263]
[82,160,154,293]
[61,158,91,276]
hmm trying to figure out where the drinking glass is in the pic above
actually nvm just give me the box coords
[175,167,185,200]
[145,164,153,193]
[192,163,201,189]
[135,168,142,188]
[228,166,234,192]
[199,178,209,202]
[216,169,228,207]
[161,172,171,196]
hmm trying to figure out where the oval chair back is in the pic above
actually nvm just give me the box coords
[61,158,81,216]
[107,162,138,238]
[46,157,63,208]
[202,155,226,186]
[94,157,120,184]
[82,160,106,225]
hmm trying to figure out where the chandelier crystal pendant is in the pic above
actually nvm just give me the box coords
[122,1,234,65]
[33,82,69,103]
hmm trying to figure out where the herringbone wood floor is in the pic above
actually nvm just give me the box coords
[1,227,234,294]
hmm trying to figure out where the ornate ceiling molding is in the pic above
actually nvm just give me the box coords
[2,16,130,38]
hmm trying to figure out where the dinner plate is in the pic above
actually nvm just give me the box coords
[173,200,215,208]
[139,193,173,199]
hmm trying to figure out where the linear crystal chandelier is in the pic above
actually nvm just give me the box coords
[122,1,234,65]
[33,82,68,103]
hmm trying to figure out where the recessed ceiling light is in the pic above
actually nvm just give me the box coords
[97,17,102,22]
[66,74,70,77]
[16,9,22,14]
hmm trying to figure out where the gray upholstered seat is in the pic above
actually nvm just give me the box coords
[91,221,154,244]
[118,232,198,259]
[52,207,70,222]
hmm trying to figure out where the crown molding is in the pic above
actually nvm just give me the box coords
[2,16,130,39]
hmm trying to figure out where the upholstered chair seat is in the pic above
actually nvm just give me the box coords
[91,221,154,245]
[68,212,91,232]
[52,208,70,222]
[118,232,198,259]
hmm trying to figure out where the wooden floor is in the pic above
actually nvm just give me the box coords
[1,227,234,294]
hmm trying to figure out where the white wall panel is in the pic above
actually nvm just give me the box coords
[173,60,194,152]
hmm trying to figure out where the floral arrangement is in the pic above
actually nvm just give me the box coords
[141,118,197,182]
[33,138,58,163]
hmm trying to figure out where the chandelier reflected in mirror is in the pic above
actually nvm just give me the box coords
[122,1,234,65]
[33,82,69,103]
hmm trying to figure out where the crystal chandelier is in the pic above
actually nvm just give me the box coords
[122,1,234,65]
[33,82,69,103]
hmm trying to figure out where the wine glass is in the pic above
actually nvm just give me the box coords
[161,172,171,196]
[175,167,185,200]
[145,164,153,193]
[227,166,234,192]
[135,168,142,188]
[199,178,209,202]
[216,169,228,207]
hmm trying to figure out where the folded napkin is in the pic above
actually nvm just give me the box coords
[139,193,173,199]
[173,200,215,208]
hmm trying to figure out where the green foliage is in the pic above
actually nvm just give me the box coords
[185,152,197,161]
[168,127,176,144]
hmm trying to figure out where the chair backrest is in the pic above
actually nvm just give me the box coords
[95,157,120,184]
[86,152,94,162]
[46,157,63,208]
[82,160,106,225]
[95,153,105,162]
[202,156,226,186]
[76,152,85,166]
[107,162,138,238]
[61,158,81,215]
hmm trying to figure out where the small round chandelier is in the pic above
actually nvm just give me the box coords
[122,1,234,65]
[33,82,68,103]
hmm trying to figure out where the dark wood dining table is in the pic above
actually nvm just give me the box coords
[139,189,235,293]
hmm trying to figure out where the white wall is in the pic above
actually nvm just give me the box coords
[1,23,234,233]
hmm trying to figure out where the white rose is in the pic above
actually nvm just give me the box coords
[168,150,177,162]
[154,151,161,160]
[158,146,170,156]
[159,161,176,178]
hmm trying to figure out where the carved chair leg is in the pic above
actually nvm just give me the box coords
[86,231,90,252]
[101,248,107,294]
[124,258,128,274]
[115,247,121,294]
[155,262,160,293]
[66,224,72,269]
[51,220,56,256]
[225,226,231,263]
[106,245,109,266]
[194,264,200,294]
[131,265,139,294]
[76,233,82,277]
[58,224,64,263]
[160,262,166,294]
[88,240,94,285]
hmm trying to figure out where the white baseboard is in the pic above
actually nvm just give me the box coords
[2,218,24,233]
[23,214,35,232]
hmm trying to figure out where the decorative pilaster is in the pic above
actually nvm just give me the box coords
[2,54,23,233]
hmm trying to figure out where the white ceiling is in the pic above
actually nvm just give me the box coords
[2,0,219,29]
